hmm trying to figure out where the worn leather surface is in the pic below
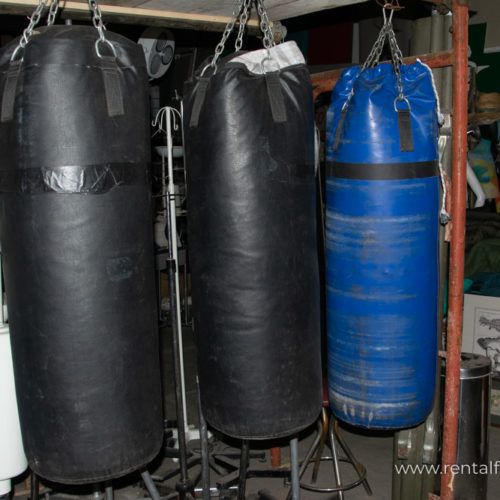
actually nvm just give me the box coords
[183,45,322,439]
[0,26,163,483]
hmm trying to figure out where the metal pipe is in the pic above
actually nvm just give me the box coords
[30,472,39,500]
[197,377,210,500]
[237,440,250,500]
[141,471,161,500]
[440,2,469,500]
[166,198,190,497]
[290,436,300,500]
[105,485,113,500]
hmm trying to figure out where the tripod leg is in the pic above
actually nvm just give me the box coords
[30,472,39,500]
[197,379,210,500]
[141,470,161,500]
[237,440,250,500]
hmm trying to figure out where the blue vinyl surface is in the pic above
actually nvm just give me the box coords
[325,61,439,429]
[326,62,439,165]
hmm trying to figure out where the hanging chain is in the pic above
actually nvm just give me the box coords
[205,0,276,75]
[10,0,47,61]
[386,15,406,105]
[257,0,275,49]
[207,0,244,71]
[342,6,407,113]
[88,0,116,57]
[46,0,59,25]
[235,0,252,51]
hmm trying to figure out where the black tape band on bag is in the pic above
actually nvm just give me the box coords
[327,160,439,180]
[0,163,149,194]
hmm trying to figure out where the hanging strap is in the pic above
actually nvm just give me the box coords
[334,6,413,152]
[1,59,22,122]
[1,0,46,122]
[89,0,124,117]
[1,0,123,123]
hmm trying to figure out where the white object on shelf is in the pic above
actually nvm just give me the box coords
[0,323,27,495]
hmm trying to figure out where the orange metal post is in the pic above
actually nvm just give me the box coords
[440,2,469,500]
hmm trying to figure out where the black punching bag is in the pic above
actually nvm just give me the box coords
[183,41,322,439]
[0,26,163,483]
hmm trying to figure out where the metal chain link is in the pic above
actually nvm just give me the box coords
[205,0,277,75]
[342,6,407,113]
[10,0,47,61]
[207,0,244,72]
[88,0,116,58]
[362,8,394,70]
[257,0,275,49]
[47,0,59,25]
[235,0,252,51]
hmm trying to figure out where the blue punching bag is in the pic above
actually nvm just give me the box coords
[325,15,440,429]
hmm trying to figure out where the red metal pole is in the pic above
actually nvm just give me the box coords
[440,2,469,500]
[270,446,281,467]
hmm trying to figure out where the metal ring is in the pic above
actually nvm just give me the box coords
[260,54,279,74]
[200,63,216,77]
[300,457,368,493]
[95,38,117,59]
[394,95,411,113]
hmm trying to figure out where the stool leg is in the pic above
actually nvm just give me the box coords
[328,418,344,500]
[237,440,250,500]
[312,407,329,483]
[289,436,300,500]
[333,419,373,496]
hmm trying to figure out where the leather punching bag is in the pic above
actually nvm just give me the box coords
[325,56,440,427]
[0,26,163,483]
[183,41,322,439]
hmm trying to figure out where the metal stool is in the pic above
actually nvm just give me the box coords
[293,407,372,499]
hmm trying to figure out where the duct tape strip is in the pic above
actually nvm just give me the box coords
[0,163,149,194]
[327,160,439,180]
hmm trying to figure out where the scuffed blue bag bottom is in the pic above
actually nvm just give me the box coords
[326,175,439,429]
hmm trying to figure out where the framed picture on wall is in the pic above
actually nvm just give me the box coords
[462,293,500,378]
